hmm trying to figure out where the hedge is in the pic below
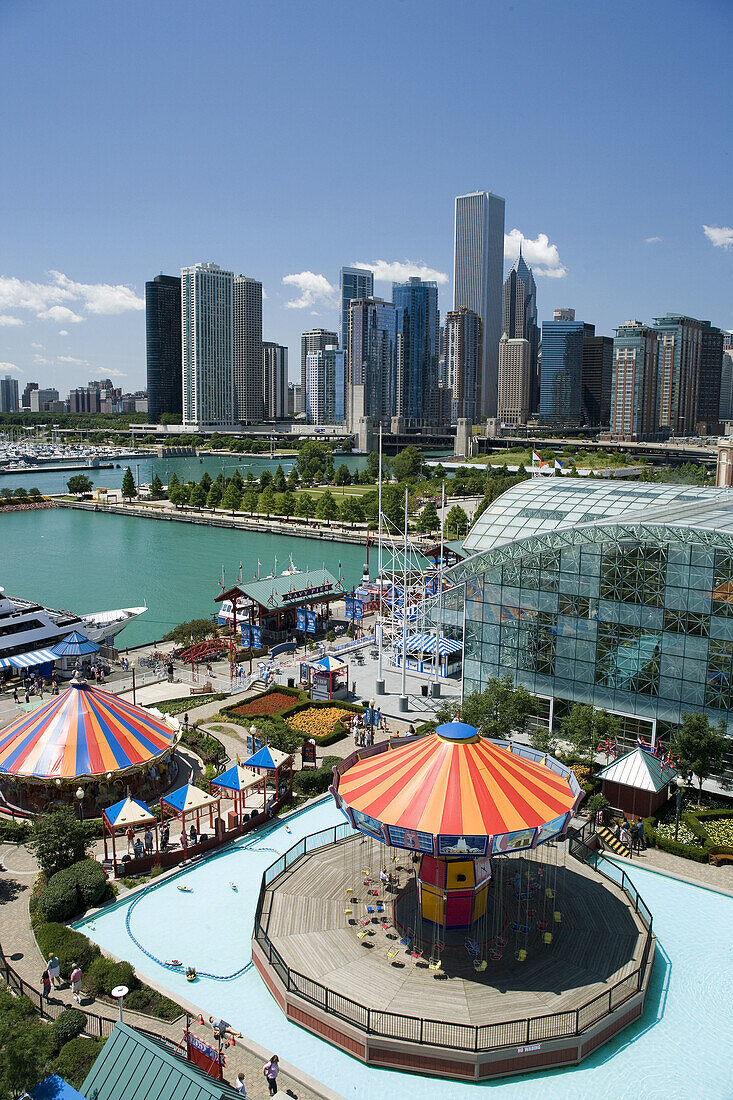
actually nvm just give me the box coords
[38,860,109,923]
[293,757,342,798]
[84,956,137,999]
[53,1036,106,1089]
[0,818,30,842]
[684,808,733,854]
[642,816,709,863]
[414,722,436,736]
[179,728,227,766]
[35,922,101,978]
[226,685,306,718]
[281,698,364,746]
[52,1007,88,1049]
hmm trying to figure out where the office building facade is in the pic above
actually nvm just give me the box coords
[453,191,505,419]
[347,296,397,430]
[697,325,724,433]
[393,277,439,426]
[145,274,182,423]
[653,314,710,437]
[21,382,38,409]
[233,275,263,423]
[306,345,346,425]
[29,388,60,412]
[497,335,531,425]
[502,249,539,412]
[340,267,374,349]
[581,334,613,426]
[262,342,288,420]
[610,322,659,440]
[0,376,19,413]
[445,307,482,423]
[720,335,733,424]
[301,329,337,394]
[538,309,587,426]
[181,263,234,426]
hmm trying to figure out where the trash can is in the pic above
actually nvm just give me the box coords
[421,683,429,697]
[287,677,295,688]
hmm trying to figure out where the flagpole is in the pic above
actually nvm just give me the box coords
[376,424,385,695]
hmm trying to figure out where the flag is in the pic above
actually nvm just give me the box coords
[532,450,541,464]
[554,459,563,471]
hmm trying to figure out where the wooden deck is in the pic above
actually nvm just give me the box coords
[261,834,647,1028]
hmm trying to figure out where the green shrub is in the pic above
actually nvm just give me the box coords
[0,818,30,843]
[180,728,226,766]
[73,859,108,908]
[586,793,611,816]
[35,923,100,978]
[294,757,340,798]
[642,816,709,863]
[681,812,712,847]
[84,956,138,999]
[53,1036,106,1089]
[414,722,436,736]
[124,986,181,1020]
[38,870,79,923]
[52,1007,87,1050]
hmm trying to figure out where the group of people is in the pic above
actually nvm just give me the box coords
[350,713,390,747]
[205,1017,280,1096]
[125,825,157,857]
[11,672,56,703]
[615,817,646,853]
[40,954,82,1004]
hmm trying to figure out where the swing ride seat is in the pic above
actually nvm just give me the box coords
[366,905,375,914]
[386,947,399,960]
[428,957,442,971]
[359,918,370,926]
[554,910,562,923]
[400,935,413,947]
[464,939,481,957]
[357,931,368,939]
[473,959,488,972]
[544,931,553,944]
[381,921,392,931]
[376,902,384,912]
[490,948,503,961]
[344,908,352,916]
[545,888,555,899]
[410,949,423,961]
[516,948,528,962]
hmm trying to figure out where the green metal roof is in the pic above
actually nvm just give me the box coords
[81,1023,243,1100]
[235,568,342,611]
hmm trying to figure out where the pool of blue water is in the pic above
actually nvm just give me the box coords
[76,798,733,1099]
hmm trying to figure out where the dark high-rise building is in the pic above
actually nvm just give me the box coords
[347,297,397,430]
[538,309,586,426]
[502,247,539,411]
[0,376,19,413]
[697,325,724,433]
[262,342,288,419]
[21,382,38,409]
[393,277,439,426]
[581,334,613,426]
[720,335,733,424]
[653,314,717,437]
[233,275,263,423]
[445,307,482,423]
[145,274,182,422]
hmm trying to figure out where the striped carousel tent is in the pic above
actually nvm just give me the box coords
[333,722,582,853]
[0,676,176,780]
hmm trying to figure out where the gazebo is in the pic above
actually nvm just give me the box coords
[304,654,349,700]
[50,630,100,678]
[242,745,294,814]
[102,796,158,875]
[160,783,222,849]
[0,675,178,813]
[597,746,679,818]
[331,722,582,930]
[209,764,264,826]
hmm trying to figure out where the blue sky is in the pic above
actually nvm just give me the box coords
[0,0,730,394]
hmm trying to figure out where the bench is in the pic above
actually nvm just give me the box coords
[189,682,213,695]
[709,850,733,866]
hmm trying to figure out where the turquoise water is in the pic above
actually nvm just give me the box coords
[76,799,733,1099]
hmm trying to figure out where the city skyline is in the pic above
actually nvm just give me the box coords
[0,0,731,396]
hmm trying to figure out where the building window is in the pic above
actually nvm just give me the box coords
[596,623,661,695]
[599,542,667,607]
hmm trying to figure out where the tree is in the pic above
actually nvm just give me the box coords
[200,471,212,494]
[259,486,276,514]
[28,487,42,499]
[190,483,206,510]
[121,467,137,500]
[150,474,165,499]
[67,474,93,496]
[367,451,390,480]
[221,482,241,513]
[230,469,245,491]
[259,469,273,490]
[673,713,728,790]
[335,463,351,486]
[286,467,300,490]
[417,501,440,533]
[296,492,315,518]
[433,463,447,480]
[357,468,373,485]
[167,471,180,493]
[340,497,365,523]
[13,486,28,498]
[297,440,333,482]
[391,445,424,482]
[341,436,354,453]
[0,993,54,1100]
[28,807,90,880]
[206,484,222,509]
[242,487,259,513]
[163,618,216,645]
[272,464,287,493]
[315,489,339,521]
[561,704,621,766]
[435,677,535,741]
[280,490,297,517]
[444,504,469,538]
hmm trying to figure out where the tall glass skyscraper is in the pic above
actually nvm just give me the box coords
[145,275,182,423]
[262,342,288,419]
[233,275,263,423]
[340,267,373,349]
[502,248,539,413]
[453,191,505,419]
[538,309,587,426]
[445,307,482,423]
[347,297,397,429]
[392,277,439,427]
[181,263,234,426]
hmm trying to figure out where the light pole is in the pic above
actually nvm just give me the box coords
[674,775,687,841]
[111,984,128,1022]
[75,785,85,823]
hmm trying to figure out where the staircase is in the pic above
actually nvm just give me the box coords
[596,825,631,857]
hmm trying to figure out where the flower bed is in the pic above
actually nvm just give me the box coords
[232,688,305,717]
[287,706,352,738]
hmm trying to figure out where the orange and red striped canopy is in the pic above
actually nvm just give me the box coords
[336,724,576,840]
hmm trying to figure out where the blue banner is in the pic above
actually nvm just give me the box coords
[246,734,263,755]
[306,610,316,634]
[344,597,354,618]
[354,599,363,621]
[296,609,306,632]
[240,624,251,647]
[251,625,261,649]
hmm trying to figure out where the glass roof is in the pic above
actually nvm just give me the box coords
[463,478,733,553]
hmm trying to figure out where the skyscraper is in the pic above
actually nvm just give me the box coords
[21,382,38,408]
[497,335,531,424]
[445,307,482,423]
[653,314,719,436]
[610,322,659,440]
[347,297,397,430]
[301,328,337,394]
[502,247,539,412]
[392,277,439,426]
[233,275,263,423]
[262,342,288,419]
[581,334,613,426]
[181,263,234,426]
[453,190,505,418]
[720,335,733,424]
[145,274,182,423]
[306,345,346,425]
[0,376,19,413]
[698,324,724,433]
[538,309,586,426]
[340,267,374,349]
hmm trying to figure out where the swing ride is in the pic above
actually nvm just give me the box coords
[252,723,655,1081]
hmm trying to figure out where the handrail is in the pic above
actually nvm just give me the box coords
[253,824,655,1054]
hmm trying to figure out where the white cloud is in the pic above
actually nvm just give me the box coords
[703,225,733,249]
[37,306,84,324]
[0,361,23,374]
[0,270,144,323]
[57,355,89,365]
[58,330,68,336]
[48,271,144,314]
[33,354,53,366]
[104,368,127,378]
[504,229,567,278]
[31,342,45,349]
[282,271,338,310]
[352,260,449,285]
[0,314,23,327]
[644,236,663,244]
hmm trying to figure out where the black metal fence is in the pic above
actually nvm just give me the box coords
[253,822,655,1055]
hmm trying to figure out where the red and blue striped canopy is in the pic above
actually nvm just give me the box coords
[0,679,175,780]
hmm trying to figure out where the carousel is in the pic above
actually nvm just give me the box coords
[252,723,655,1081]
[0,674,179,814]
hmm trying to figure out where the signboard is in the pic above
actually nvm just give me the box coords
[353,599,363,621]
[386,824,434,853]
[306,610,316,634]
[246,734,263,755]
[534,812,569,846]
[352,808,386,841]
[251,625,261,649]
[344,597,354,618]
[286,582,333,603]
[299,661,308,682]
[491,828,536,854]
[364,706,381,728]
[296,609,306,632]
[184,1030,223,1080]
[437,834,488,857]
[301,739,317,767]
[240,624,251,647]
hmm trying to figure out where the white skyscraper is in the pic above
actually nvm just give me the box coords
[453,191,505,419]
[233,275,263,422]
[181,263,234,426]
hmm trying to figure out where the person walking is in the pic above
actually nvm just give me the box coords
[144,827,153,854]
[126,826,135,855]
[263,1055,280,1096]
[234,1073,248,1096]
[41,969,52,1003]
[70,963,83,1003]
[47,953,60,989]
[12,686,18,704]
[620,823,632,855]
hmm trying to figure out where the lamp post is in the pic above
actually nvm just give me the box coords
[75,785,85,823]
[111,984,128,1022]
[674,775,687,841]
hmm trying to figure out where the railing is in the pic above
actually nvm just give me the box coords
[253,825,656,1055]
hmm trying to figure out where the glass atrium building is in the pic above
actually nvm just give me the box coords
[437,479,733,740]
